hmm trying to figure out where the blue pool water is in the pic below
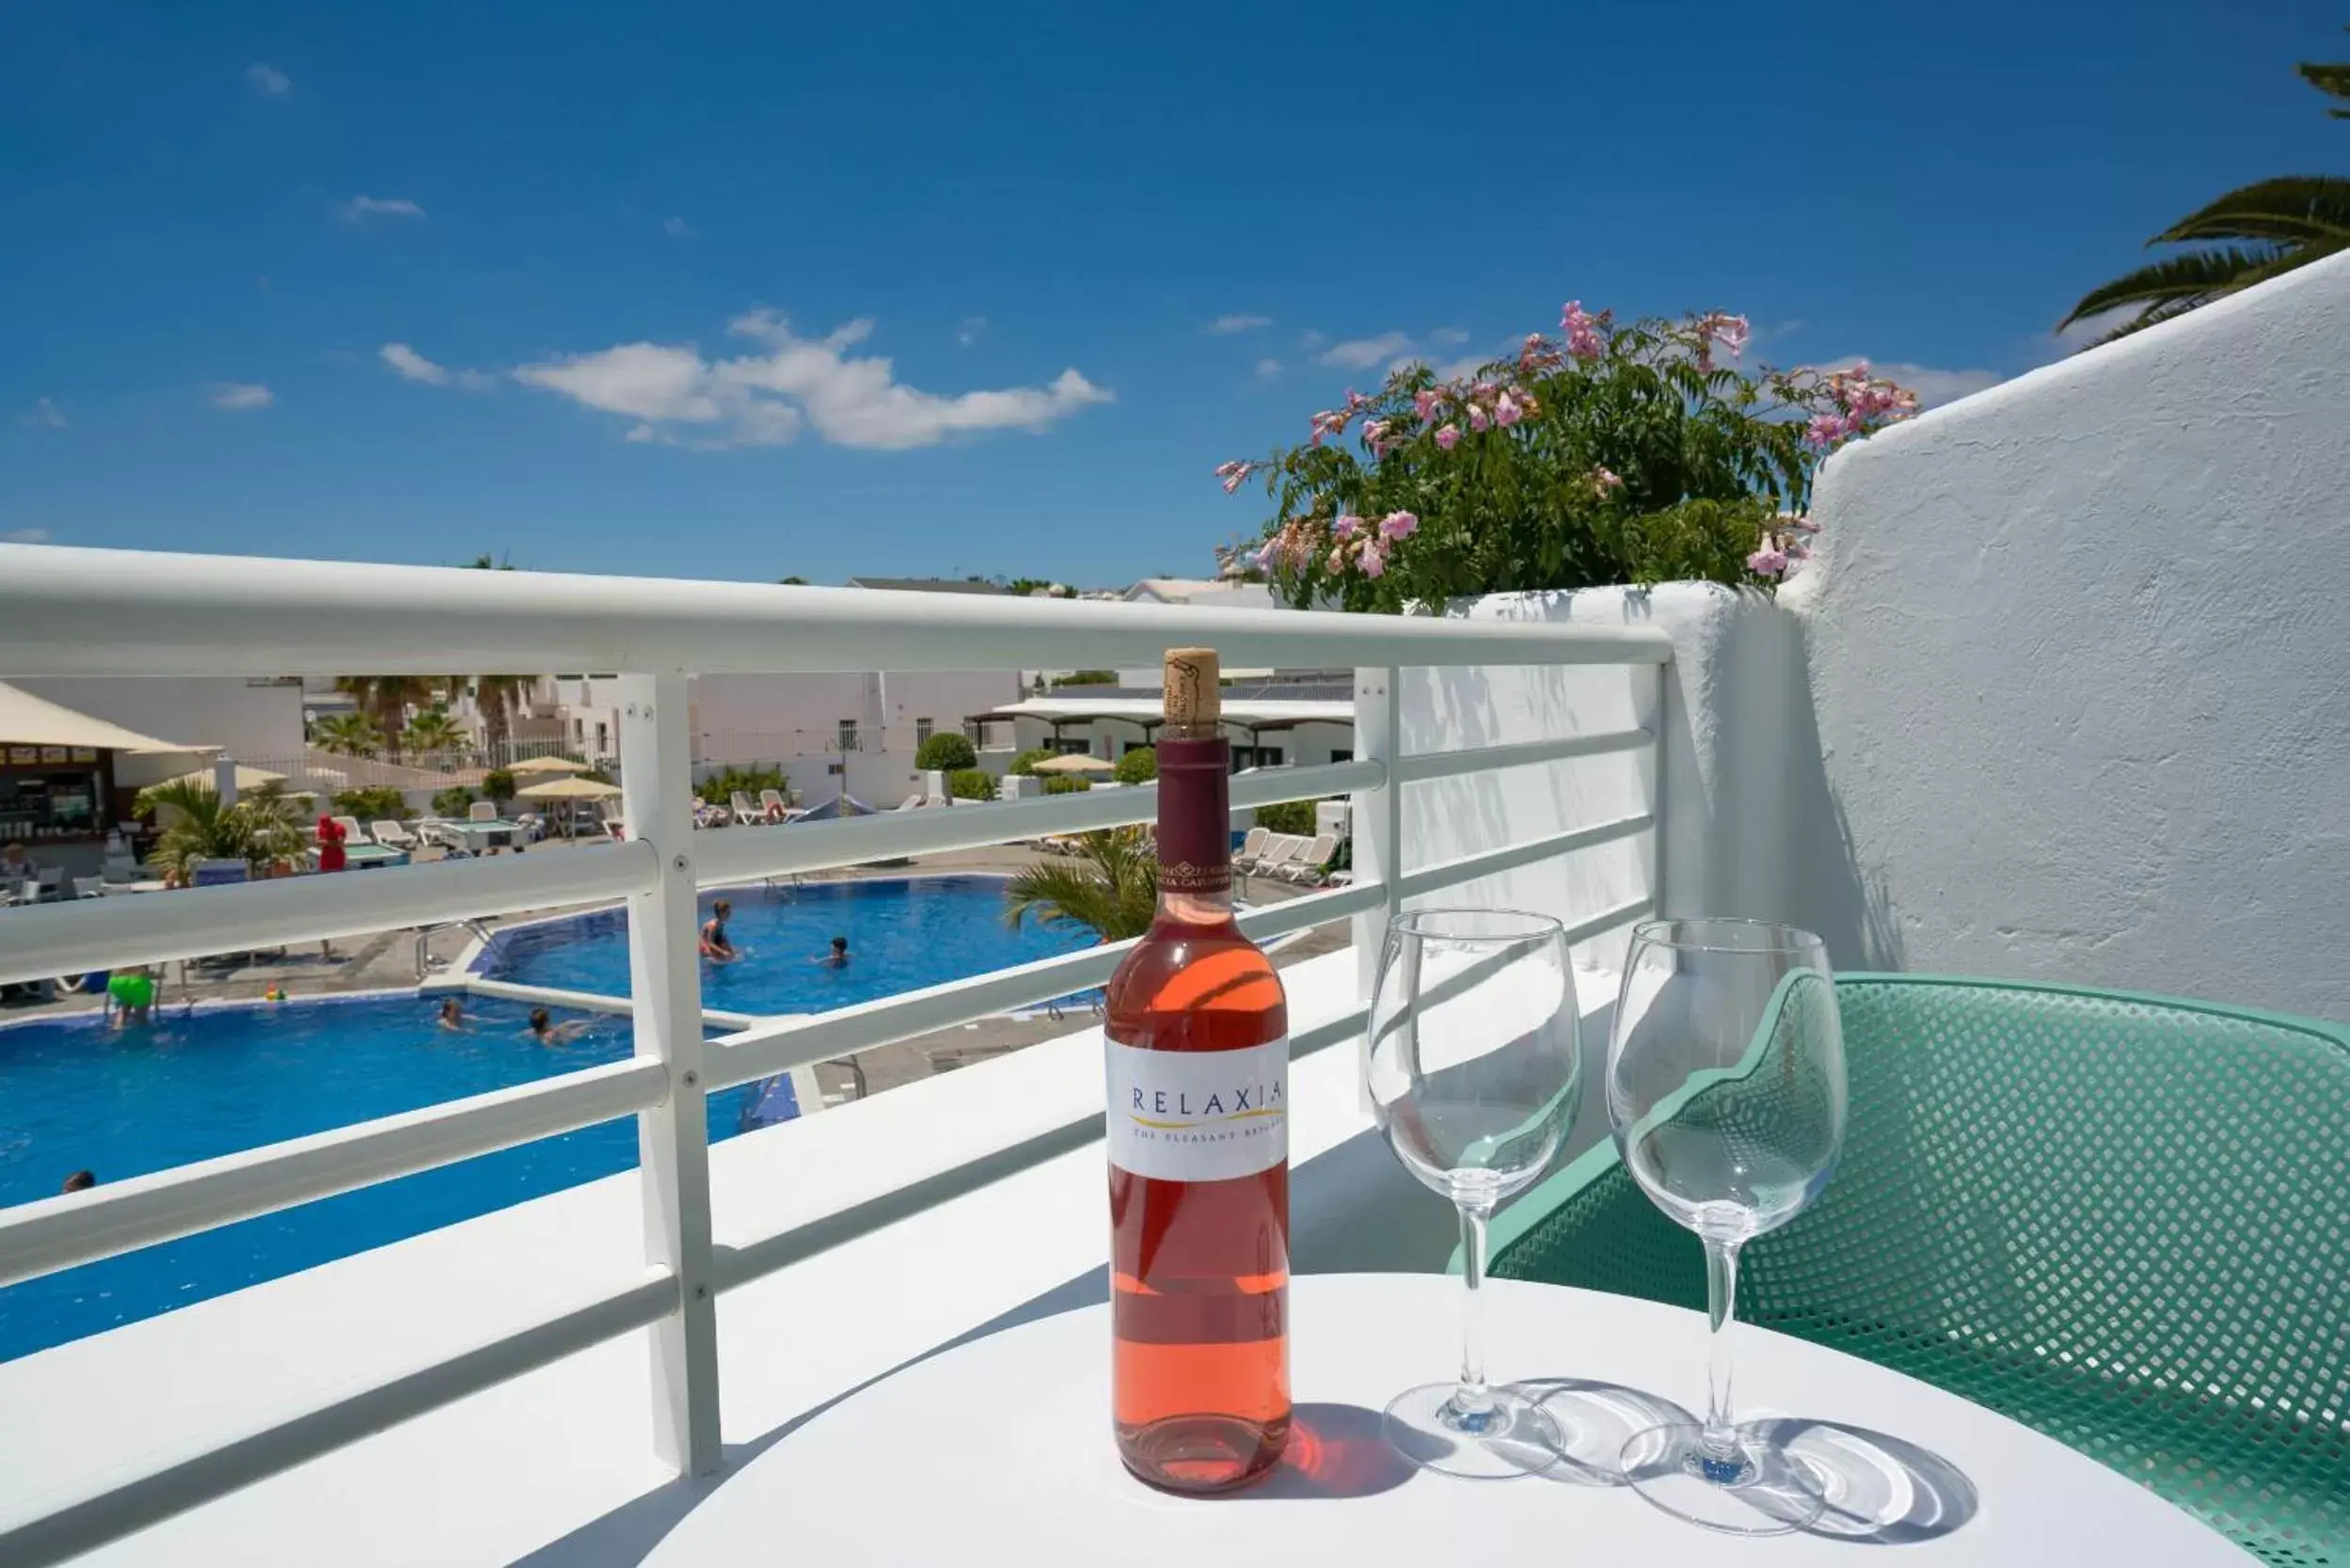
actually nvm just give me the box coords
[0,876,1079,1362]
[479,875,1093,1014]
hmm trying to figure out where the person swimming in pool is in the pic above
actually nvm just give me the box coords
[816,935,849,969]
[526,1006,591,1046]
[699,900,740,964]
[437,997,468,1033]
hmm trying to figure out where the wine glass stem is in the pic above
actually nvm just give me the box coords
[1453,1202,1495,1418]
[1702,1238,1741,1462]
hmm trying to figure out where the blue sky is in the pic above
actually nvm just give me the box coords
[4,1,2343,586]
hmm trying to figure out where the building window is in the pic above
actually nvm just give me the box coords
[914,718,934,748]
[595,721,609,754]
[1328,749,1354,764]
[837,721,859,752]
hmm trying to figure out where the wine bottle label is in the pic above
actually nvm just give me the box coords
[1104,1037,1289,1181]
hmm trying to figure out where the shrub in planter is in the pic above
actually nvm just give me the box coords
[482,768,516,803]
[1113,747,1158,784]
[1008,748,1056,776]
[431,785,477,818]
[947,768,998,801]
[334,785,411,821]
[1042,775,1093,795]
[1254,799,1315,836]
[915,732,978,772]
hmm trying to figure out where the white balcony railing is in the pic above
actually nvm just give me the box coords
[0,544,1672,1566]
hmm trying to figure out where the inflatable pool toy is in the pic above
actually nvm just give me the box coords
[262,986,288,1002]
[107,972,155,1011]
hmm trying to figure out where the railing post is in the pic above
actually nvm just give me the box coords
[1352,665,1403,1001]
[617,673,722,1476]
[1649,660,1671,920]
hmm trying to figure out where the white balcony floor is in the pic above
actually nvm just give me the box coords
[0,946,1618,1566]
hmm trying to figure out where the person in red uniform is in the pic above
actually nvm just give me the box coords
[315,814,348,874]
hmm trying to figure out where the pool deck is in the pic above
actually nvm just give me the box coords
[0,837,1351,1109]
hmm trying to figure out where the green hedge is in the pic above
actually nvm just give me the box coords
[334,785,412,821]
[1042,775,1093,795]
[431,785,476,818]
[1254,799,1316,836]
[915,732,978,771]
[1113,747,1158,784]
[481,768,516,802]
[701,765,789,805]
[947,768,998,801]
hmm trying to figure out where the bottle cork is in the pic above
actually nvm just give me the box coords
[1163,647,1220,726]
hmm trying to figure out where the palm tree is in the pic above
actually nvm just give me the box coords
[1003,829,1160,943]
[463,674,530,761]
[401,709,468,759]
[334,676,437,760]
[135,780,306,879]
[311,711,385,757]
[2061,34,2350,345]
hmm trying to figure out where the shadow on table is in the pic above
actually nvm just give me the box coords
[1755,1418,1979,1545]
[1238,1403,1415,1500]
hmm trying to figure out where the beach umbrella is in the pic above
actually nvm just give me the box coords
[508,755,595,776]
[155,763,294,793]
[516,777,621,800]
[1031,752,1114,775]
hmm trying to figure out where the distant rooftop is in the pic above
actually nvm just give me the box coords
[845,577,1006,596]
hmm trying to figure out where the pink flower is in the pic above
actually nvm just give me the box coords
[1332,514,1362,541]
[1746,544,1789,578]
[1803,412,1849,449]
[1589,466,1624,499]
[1378,510,1418,542]
[1359,544,1387,579]
[1413,388,1438,422]
[1561,299,1605,362]
[1326,549,1346,574]
[1434,422,1460,450]
[1214,459,1257,494]
[1468,405,1491,434]
[1493,390,1522,427]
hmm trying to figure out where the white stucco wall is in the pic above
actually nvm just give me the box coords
[1789,251,2350,1022]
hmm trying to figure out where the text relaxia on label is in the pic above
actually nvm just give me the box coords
[1130,1077,1283,1119]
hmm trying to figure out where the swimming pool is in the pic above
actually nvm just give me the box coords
[0,874,1085,1362]
[476,874,1095,1015]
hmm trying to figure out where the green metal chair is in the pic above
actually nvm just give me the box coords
[1485,974,2350,1565]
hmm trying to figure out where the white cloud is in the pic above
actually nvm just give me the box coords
[24,397,66,429]
[380,342,495,389]
[206,382,274,410]
[1428,326,1469,345]
[246,62,290,97]
[1255,357,1282,379]
[339,195,426,222]
[957,315,988,347]
[1820,356,2005,409]
[2,527,51,544]
[1317,331,1414,369]
[514,311,1113,451]
[1207,313,1272,335]
[661,215,695,239]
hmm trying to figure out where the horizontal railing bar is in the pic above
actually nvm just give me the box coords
[1557,895,1657,949]
[692,759,1384,886]
[0,843,659,990]
[0,1272,678,1568]
[1395,814,1654,902]
[458,974,765,1032]
[0,545,1677,677]
[707,878,1381,1090]
[0,1057,668,1289]
[1391,727,1652,783]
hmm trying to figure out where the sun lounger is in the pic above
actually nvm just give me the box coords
[1235,832,1294,878]
[371,820,420,851]
[1231,827,1269,870]
[731,791,770,826]
[330,816,366,847]
[759,788,790,820]
[467,800,500,823]
[1277,832,1340,885]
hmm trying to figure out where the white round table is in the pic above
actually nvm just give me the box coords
[645,1274,2244,1565]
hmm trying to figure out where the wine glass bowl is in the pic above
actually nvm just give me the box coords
[1365,908,1582,1479]
[1606,918,1848,1532]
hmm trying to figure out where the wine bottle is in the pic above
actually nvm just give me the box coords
[1105,646,1291,1493]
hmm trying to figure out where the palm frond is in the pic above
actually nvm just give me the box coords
[2152,176,2350,245]
[2057,245,2284,331]
[1003,829,1158,943]
[2297,45,2350,114]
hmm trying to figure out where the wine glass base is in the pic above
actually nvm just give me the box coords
[1620,1420,1829,1534]
[1382,1384,1562,1480]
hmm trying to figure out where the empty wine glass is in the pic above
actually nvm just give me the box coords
[1365,908,1582,1479]
[1606,918,1848,1533]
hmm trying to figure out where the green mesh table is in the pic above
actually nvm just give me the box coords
[1487,974,2350,1566]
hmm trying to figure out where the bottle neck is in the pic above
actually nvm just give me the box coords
[1154,730,1232,921]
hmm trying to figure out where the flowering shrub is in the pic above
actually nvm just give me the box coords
[1214,302,1915,610]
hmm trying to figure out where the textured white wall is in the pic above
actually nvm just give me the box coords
[1788,251,2350,1022]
